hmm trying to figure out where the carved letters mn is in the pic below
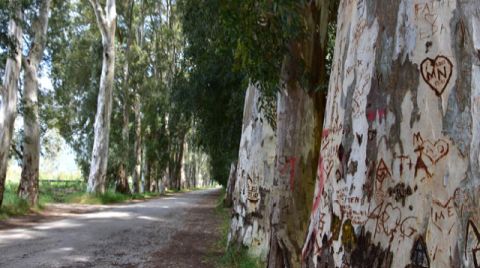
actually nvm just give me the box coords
[420,55,453,96]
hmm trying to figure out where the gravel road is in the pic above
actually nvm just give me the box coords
[0,188,223,268]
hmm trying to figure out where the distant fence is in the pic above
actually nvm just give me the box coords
[40,180,85,189]
[41,180,84,184]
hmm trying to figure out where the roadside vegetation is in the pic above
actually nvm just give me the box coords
[0,178,163,219]
[211,189,262,268]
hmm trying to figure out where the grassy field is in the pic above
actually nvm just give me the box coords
[211,189,263,268]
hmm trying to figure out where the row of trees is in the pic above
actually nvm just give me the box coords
[0,0,222,208]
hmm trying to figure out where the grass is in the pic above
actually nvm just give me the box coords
[64,190,161,205]
[211,188,263,268]
[0,180,163,219]
[0,184,33,220]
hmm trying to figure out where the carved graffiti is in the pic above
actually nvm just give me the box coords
[368,201,417,240]
[387,183,413,206]
[465,220,480,268]
[409,236,430,268]
[420,56,453,96]
[247,176,259,202]
[376,159,391,186]
[422,139,449,164]
[431,198,456,233]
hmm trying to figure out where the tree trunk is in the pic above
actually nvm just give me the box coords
[304,1,480,267]
[174,134,185,190]
[223,161,237,208]
[229,84,277,261]
[0,3,23,207]
[267,2,331,267]
[87,0,117,194]
[17,0,51,206]
[132,92,141,193]
[116,0,134,195]
[144,157,151,193]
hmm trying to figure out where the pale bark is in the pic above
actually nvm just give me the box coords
[304,1,480,267]
[229,84,277,261]
[116,0,134,195]
[0,3,23,207]
[132,92,141,193]
[267,2,330,267]
[87,0,117,193]
[17,0,51,206]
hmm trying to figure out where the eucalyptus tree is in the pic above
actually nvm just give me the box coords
[17,0,52,206]
[305,1,480,267]
[86,0,117,193]
[0,1,23,207]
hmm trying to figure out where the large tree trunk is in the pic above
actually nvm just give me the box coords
[17,0,51,206]
[229,84,277,261]
[87,0,116,194]
[267,2,331,267]
[0,3,23,207]
[132,92,141,193]
[304,1,480,267]
[116,0,134,195]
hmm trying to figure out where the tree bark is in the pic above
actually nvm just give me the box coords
[86,0,116,194]
[144,153,151,193]
[304,1,480,267]
[223,161,237,208]
[229,84,277,261]
[132,92,141,193]
[267,2,331,267]
[116,0,134,195]
[174,134,185,190]
[0,3,23,207]
[17,0,51,206]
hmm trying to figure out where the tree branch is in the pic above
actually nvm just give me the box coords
[88,0,108,38]
[11,141,23,161]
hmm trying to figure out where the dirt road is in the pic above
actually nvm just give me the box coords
[0,189,224,268]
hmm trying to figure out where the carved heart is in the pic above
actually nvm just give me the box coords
[323,159,334,177]
[381,203,402,236]
[420,55,453,96]
[422,139,449,164]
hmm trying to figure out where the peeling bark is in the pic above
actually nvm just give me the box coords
[17,0,51,206]
[86,0,117,194]
[267,2,331,267]
[229,84,277,261]
[0,3,23,207]
[304,1,480,267]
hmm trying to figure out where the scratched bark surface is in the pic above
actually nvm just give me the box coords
[229,84,276,260]
[304,0,480,267]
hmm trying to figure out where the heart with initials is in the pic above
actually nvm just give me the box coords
[420,55,453,96]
